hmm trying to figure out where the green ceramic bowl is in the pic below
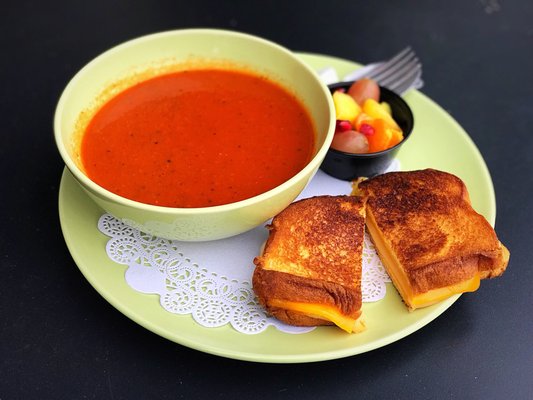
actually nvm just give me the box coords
[54,29,335,241]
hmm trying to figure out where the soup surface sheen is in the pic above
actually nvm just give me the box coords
[81,68,316,208]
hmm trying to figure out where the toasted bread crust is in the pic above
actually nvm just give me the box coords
[355,169,509,294]
[253,195,365,327]
[253,269,361,326]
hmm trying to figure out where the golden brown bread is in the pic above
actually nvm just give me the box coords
[252,195,366,332]
[353,169,509,310]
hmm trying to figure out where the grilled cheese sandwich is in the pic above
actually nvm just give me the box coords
[253,195,366,333]
[353,169,509,310]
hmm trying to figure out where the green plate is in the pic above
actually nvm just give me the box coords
[58,53,496,363]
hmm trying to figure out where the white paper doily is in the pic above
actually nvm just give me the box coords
[98,163,397,335]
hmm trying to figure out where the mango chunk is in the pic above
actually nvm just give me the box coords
[333,91,361,124]
[380,101,392,115]
[363,99,400,130]
[389,127,404,148]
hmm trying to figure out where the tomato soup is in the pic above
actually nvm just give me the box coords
[81,68,316,208]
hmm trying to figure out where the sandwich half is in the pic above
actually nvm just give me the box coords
[353,169,510,311]
[253,195,366,333]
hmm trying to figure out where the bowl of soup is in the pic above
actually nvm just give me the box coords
[54,29,335,241]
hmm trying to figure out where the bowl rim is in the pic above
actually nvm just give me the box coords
[326,82,414,158]
[54,28,336,215]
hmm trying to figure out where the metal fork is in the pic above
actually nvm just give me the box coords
[342,47,423,95]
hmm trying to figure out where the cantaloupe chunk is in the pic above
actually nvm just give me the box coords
[367,119,392,153]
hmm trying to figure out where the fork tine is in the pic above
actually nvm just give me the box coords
[377,58,420,87]
[387,65,422,94]
[372,53,418,83]
[364,47,413,79]
[386,66,419,91]
[338,46,423,95]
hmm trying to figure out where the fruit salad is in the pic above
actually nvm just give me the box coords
[331,79,403,154]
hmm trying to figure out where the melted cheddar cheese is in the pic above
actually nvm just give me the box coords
[366,209,480,310]
[269,299,365,333]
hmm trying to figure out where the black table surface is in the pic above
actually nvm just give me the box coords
[3,1,532,398]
